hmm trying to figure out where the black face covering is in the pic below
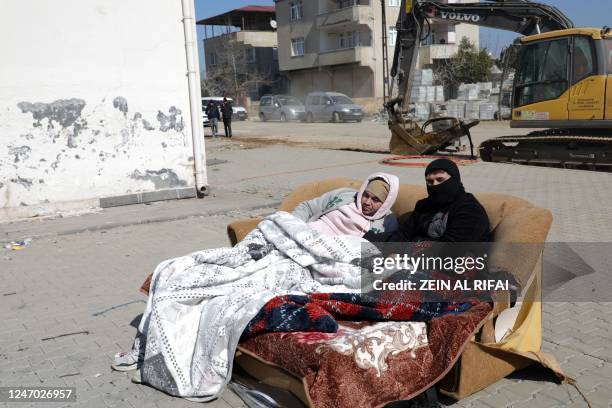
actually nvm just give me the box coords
[426,178,464,205]
[425,159,465,206]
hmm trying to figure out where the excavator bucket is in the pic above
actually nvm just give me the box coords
[389,116,479,157]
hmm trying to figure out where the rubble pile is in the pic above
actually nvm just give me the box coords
[409,69,513,121]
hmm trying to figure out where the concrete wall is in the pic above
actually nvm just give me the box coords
[288,65,373,99]
[0,0,199,221]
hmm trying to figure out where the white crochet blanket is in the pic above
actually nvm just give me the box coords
[138,211,367,400]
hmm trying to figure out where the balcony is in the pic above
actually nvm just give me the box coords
[316,5,373,29]
[204,30,277,49]
[318,46,372,67]
[419,44,458,65]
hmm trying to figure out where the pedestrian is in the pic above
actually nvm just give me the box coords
[205,101,220,137]
[221,97,233,137]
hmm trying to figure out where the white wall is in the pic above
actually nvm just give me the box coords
[0,0,199,221]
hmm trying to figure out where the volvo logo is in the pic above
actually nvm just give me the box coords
[439,11,481,23]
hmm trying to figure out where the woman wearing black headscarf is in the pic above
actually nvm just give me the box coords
[364,158,490,243]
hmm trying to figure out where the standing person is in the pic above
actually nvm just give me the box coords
[205,101,220,137]
[221,97,233,138]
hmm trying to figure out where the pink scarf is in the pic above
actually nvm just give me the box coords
[309,202,371,237]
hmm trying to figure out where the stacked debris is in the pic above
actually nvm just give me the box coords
[409,69,444,120]
[408,70,513,121]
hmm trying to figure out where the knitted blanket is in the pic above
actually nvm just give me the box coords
[137,211,369,400]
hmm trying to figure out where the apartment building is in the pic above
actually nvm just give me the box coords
[199,6,286,99]
[274,0,479,100]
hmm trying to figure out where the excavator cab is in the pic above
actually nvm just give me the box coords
[511,28,612,129]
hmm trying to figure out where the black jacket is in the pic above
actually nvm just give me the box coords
[205,104,220,119]
[221,101,233,120]
[364,191,490,243]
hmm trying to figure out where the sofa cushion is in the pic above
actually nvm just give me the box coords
[489,206,552,287]
[391,184,427,216]
[279,178,361,212]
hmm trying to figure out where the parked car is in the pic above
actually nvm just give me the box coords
[304,92,363,123]
[202,97,247,126]
[258,95,306,122]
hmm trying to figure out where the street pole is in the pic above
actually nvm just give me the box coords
[381,0,390,105]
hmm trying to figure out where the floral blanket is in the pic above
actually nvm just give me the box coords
[239,302,492,408]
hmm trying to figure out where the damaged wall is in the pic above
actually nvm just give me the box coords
[0,0,201,221]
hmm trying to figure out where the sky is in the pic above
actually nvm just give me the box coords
[195,0,612,70]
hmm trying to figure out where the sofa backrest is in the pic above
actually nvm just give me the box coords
[279,177,552,287]
[279,178,361,212]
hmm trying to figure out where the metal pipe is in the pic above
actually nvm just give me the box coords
[181,0,208,197]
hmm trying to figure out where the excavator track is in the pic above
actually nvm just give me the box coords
[479,130,612,171]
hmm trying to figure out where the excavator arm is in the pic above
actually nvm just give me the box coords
[392,0,573,109]
[386,0,573,157]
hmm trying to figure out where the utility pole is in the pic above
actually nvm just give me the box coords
[381,0,390,104]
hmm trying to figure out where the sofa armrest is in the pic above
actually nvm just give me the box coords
[227,218,263,246]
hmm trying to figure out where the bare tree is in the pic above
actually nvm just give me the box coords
[201,37,267,99]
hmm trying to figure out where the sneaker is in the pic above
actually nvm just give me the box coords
[111,349,140,371]
[131,370,142,384]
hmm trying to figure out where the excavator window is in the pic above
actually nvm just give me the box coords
[605,39,612,74]
[514,38,569,108]
[573,36,595,83]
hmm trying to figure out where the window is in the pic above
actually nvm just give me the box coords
[208,52,217,66]
[573,36,595,83]
[514,38,569,107]
[606,40,612,74]
[308,95,321,105]
[388,26,397,47]
[331,95,354,104]
[245,47,256,63]
[273,47,278,61]
[260,97,271,106]
[388,0,401,6]
[277,96,301,106]
[338,0,357,8]
[290,2,303,20]
[339,31,358,49]
[291,37,305,56]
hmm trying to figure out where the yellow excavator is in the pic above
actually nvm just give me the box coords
[388,0,612,169]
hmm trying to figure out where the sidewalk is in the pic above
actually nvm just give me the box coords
[2,141,612,407]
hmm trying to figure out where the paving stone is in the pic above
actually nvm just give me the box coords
[2,148,612,408]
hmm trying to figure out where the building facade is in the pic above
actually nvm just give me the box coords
[275,0,479,100]
[0,0,206,221]
[199,6,287,100]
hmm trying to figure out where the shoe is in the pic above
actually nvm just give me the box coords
[131,370,143,384]
[111,349,140,371]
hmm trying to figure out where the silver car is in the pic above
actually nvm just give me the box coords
[304,92,364,123]
[258,95,305,122]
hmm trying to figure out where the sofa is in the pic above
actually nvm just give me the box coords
[227,177,568,405]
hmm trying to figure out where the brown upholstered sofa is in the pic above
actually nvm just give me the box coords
[227,178,561,403]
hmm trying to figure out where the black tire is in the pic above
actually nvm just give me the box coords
[356,118,362,123]
[332,112,341,123]
[280,113,287,122]
[259,113,266,122]
[306,112,314,123]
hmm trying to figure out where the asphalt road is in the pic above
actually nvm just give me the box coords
[223,118,535,153]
